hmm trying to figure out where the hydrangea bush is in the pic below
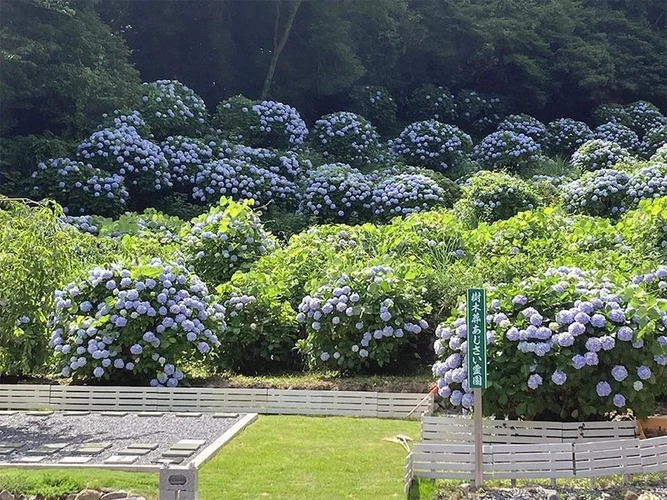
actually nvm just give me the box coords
[432,267,667,420]
[455,90,504,134]
[296,263,431,372]
[391,120,472,173]
[641,125,667,159]
[626,164,667,207]
[471,130,542,171]
[592,103,632,127]
[48,258,225,386]
[213,95,308,149]
[192,158,297,208]
[312,111,381,169]
[652,144,667,164]
[78,124,171,193]
[625,101,667,136]
[138,80,209,139]
[617,197,667,261]
[545,118,594,157]
[562,169,631,218]
[455,171,540,225]
[30,158,128,217]
[348,85,397,130]
[160,136,213,190]
[296,163,372,223]
[98,110,152,138]
[407,84,458,123]
[594,122,641,152]
[570,139,633,172]
[181,197,277,286]
[496,114,548,143]
[370,173,448,221]
[220,143,312,179]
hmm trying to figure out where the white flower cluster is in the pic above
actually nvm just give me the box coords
[371,173,446,219]
[296,163,372,221]
[497,114,548,143]
[313,111,381,168]
[570,139,633,172]
[546,118,594,156]
[471,130,542,171]
[594,122,641,152]
[78,124,172,192]
[391,120,472,172]
[562,169,631,217]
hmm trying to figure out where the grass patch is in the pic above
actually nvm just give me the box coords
[199,415,420,500]
[0,469,158,499]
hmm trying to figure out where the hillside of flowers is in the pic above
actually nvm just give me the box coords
[1,80,666,421]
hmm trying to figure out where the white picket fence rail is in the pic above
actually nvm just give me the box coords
[405,416,667,494]
[0,384,433,419]
[421,415,638,444]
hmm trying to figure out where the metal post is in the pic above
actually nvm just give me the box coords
[473,388,483,489]
[159,464,198,500]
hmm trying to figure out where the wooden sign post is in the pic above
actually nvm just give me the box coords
[466,288,487,489]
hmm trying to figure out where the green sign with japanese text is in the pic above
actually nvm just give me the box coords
[466,288,487,389]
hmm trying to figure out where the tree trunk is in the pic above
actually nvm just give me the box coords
[260,0,302,100]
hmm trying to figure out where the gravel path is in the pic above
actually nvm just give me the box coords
[449,483,667,500]
[0,411,244,466]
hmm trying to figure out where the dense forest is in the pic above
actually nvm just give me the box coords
[1,0,666,140]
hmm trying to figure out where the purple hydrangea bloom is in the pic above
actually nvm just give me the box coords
[617,326,633,341]
[613,393,626,408]
[572,355,586,370]
[611,365,628,382]
[585,337,602,352]
[608,309,625,323]
[585,351,599,366]
[551,370,567,386]
[596,381,612,397]
[568,322,586,336]
[558,332,575,347]
[512,295,528,307]
[637,365,652,380]
[600,335,615,351]
[527,374,543,390]
[590,314,606,328]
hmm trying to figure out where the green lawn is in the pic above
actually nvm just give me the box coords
[0,416,420,500]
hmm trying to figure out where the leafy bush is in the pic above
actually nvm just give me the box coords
[570,140,633,172]
[348,85,397,130]
[30,158,128,217]
[296,163,372,223]
[48,258,224,386]
[641,125,667,159]
[616,197,667,261]
[213,96,308,149]
[311,111,382,169]
[455,171,540,225]
[594,122,641,152]
[215,270,300,374]
[651,144,667,164]
[192,158,297,208]
[546,118,594,157]
[370,173,449,221]
[496,114,547,143]
[433,266,667,420]
[471,130,542,171]
[625,101,667,136]
[160,136,213,191]
[562,169,631,218]
[407,84,458,123]
[0,199,100,376]
[455,90,504,134]
[296,263,431,372]
[138,80,208,139]
[592,103,632,127]
[181,197,277,286]
[77,124,171,194]
[391,120,472,173]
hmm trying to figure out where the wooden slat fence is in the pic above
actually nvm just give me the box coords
[0,385,432,418]
[405,436,667,493]
[421,416,637,444]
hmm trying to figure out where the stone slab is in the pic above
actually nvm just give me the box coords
[213,412,239,418]
[75,443,112,455]
[63,411,91,416]
[59,456,93,464]
[27,443,68,455]
[104,455,138,464]
[17,456,46,463]
[154,457,184,465]
[175,412,202,418]
[170,440,205,451]
[25,411,54,416]
[118,448,153,456]
[100,412,128,417]
[161,449,194,458]
[0,411,17,416]
[136,412,164,417]
[127,443,158,450]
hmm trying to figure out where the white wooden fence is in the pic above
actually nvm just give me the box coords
[421,415,637,444]
[405,416,667,494]
[0,384,433,419]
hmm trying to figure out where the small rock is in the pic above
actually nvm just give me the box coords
[624,492,639,500]
[101,493,127,500]
[73,490,101,500]
[29,495,44,500]
[600,494,612,500]
[0,490,15,500]
[638,494,660,500]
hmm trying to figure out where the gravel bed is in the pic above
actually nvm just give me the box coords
[0,411,245,466]
[443,483,667,500]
